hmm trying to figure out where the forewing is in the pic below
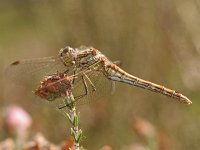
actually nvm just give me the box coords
[5,57,69,88]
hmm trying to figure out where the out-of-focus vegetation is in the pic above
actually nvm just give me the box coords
[0,0,200,149]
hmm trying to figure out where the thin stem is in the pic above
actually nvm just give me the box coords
[65,92,83,150]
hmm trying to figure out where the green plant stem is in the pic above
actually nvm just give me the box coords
[65,93,83,150]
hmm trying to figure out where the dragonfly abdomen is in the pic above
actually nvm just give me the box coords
[108,72,192,105]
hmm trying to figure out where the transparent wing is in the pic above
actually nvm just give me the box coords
[72,70,113,105]
[5,56,71,87]
[78,45,93,51]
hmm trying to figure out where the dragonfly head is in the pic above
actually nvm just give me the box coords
[59,46,77,66]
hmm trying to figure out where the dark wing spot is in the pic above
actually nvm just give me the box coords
[11,61,20,65]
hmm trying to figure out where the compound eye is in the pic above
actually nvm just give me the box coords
[60,46,74,57]
[59,46,72,57]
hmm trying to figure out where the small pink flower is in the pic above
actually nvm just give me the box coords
[5,105,32,135]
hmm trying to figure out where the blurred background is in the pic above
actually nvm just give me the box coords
[0,0,200,149]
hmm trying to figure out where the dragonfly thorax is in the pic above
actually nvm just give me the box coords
[72,47,101,69]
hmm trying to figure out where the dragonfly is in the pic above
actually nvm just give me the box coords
[6,46,192,111]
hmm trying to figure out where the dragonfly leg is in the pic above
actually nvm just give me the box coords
[73,74,97,102]
[72,70,77,84]
[83,73,96,92]
[82,74,89,95]
[58,75,91,109]
[58,99,68,109]
[73,75,90,101]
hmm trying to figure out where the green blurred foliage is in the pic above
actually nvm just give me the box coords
[0,0,200,149]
